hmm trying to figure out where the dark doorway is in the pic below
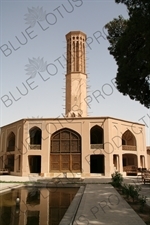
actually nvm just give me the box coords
[7,155,15,171]
[29,156,41,173]
[90,155,104,173]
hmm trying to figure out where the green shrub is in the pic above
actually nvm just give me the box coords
[128,184,141,202]
[111,171,123,187]
[122,184,141,202]
[121,183,141,202]
[139,195,147,212]
[122,183,130,198]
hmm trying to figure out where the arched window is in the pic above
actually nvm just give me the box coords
[122,130,136,150]
[90,125,104,149]
[29,127,42,150]
[7,132,15,152]
[50,128,81,172]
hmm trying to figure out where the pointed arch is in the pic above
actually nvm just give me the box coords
[50,128,81,172]
[51,128,81,153]
[122,130,136,150]
[90,125,104,144]
[7,132,15,152]
[29,127,42,150]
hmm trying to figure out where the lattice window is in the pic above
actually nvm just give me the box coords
[61,155,70,170]
[61,141,70,152]
[51,141,60,153]
[71,141,79,152]
[72,155,81,170]
[51,155,60,170]
[51,129,81,153]
[50,128,81,172]
[71,133,78,139]
[61,131,70,139]
[53,133,60,139]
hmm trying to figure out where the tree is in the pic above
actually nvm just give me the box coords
[105,0,150,108]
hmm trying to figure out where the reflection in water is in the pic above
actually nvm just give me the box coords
[26,189,40,206]
[0,187,78,225]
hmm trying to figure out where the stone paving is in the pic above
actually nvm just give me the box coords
[73,184,147,225]
[83,177,150,207]
[0,175,38,193]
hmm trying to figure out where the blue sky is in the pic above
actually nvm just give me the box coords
[0,0,149,145]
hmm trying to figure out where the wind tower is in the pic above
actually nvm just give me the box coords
[65,31,87,117]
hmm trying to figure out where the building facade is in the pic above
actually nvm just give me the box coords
[0,31,149,177]
[0,117,148,177]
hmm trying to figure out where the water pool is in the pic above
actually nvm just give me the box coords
[0,186,79,225]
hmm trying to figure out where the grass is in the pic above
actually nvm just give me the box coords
[0,180,38,184]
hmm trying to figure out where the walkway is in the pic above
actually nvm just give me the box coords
[83,177,150,207]
[0,175,36,193]
[73,184,146,225]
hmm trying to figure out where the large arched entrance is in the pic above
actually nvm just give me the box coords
[90,155,104,173]
[50,128,81,172]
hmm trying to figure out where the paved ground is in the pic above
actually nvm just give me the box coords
[73,184,147,225]
[0,175,37,193]
[82,177,150,207]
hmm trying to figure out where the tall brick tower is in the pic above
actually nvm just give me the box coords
[65,31,87,117]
